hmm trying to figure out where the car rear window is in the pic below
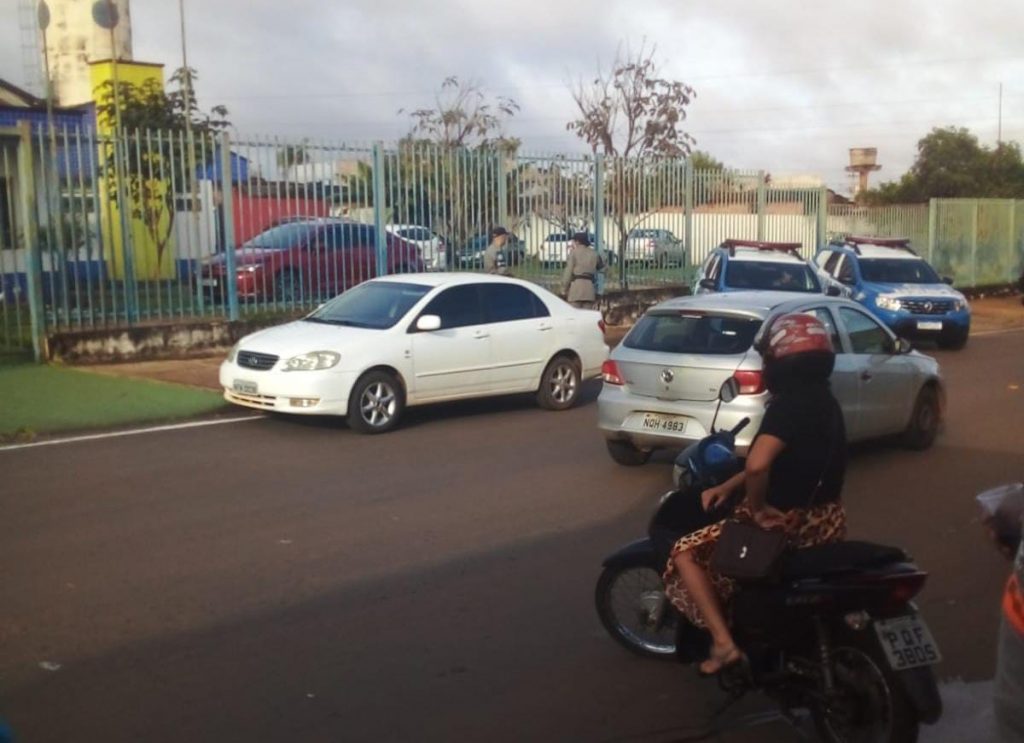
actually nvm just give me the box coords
[724,261,820,292]
[241,223,314,250]
[624,313,762,355]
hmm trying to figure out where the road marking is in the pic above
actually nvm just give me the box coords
[0,415,264,453]
[972,326,1024,337]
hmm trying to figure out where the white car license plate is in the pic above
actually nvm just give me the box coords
[200,278,219,288]
[640,413,688,434]
[874,615,942,670]
[233,380,258,395]
[916,320,943,331]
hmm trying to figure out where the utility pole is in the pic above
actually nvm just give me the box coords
[998,82,1003,148]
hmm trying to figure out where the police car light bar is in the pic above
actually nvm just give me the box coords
[722,239,803,257]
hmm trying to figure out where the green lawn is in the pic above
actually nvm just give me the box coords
[0,359,228,440]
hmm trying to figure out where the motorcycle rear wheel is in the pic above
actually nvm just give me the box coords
[595,561,677,659]
[812,628,920,743]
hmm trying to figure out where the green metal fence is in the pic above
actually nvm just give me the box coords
[2,124,1022,358]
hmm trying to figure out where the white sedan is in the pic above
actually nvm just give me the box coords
[220,273,609,433]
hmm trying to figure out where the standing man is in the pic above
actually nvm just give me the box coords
[483,226,511,276]
[562,232,604,309]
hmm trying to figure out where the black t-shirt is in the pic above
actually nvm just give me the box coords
[755,387,847,511]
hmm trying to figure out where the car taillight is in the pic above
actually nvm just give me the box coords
[732,370,765,395]
[601,360,624,385]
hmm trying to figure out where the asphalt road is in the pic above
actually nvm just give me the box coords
[2,329,1022,742]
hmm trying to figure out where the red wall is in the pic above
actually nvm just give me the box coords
[232,192,331,244]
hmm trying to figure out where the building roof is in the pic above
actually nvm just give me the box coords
[0,79,45,108]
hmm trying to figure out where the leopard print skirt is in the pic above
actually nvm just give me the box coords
[662,501,847,628]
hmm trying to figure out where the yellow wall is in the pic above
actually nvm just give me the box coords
[90,61,175,281]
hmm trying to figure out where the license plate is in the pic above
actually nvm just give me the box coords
[916,320,943,331]
[639,413,688,434]
[233,380,258,394]
[874,615,942,670]
[200,278,219,288]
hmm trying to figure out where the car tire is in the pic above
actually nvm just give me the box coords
[274,269,302,304]
[536,354,581,411]
[348,370,405,434]
[605,439,652,466]
[902,385,939,451]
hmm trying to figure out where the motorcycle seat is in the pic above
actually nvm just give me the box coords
[780,540,909,580]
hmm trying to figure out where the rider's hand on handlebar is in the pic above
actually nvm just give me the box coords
[702,486,732,512]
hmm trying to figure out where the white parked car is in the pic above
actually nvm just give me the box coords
[623,229,686,267]
[538,232,596,266]
[385,225,447,270]
[221,274,609,433]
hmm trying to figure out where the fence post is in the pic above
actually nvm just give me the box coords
[684,158,694,282]
[1006,199,1016,283]
[756,171,766,241]
[927,199,937,264]
[218,131,238,321]
[496,151,508,230]
[17,122,45,361]
[816,185,828,254]
[970,200,978,288]
[593,154,606,283]
[372,143,388,276]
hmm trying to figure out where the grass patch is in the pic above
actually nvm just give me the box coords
[0,361,228,439]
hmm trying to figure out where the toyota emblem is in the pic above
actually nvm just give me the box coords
[660,369,674,383]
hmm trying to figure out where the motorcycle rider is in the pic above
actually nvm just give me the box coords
[662,314,849,675]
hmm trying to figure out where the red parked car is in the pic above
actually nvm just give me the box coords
[198,219,425,304]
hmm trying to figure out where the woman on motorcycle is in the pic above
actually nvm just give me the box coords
[662,313,849,675]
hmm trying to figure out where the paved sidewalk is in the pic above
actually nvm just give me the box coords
[84,296,1022,391]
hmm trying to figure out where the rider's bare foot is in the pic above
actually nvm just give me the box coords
[698,644,744,676]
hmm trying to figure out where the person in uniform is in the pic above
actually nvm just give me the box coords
[483,226,511,276]
[561,232,604,309]
[986,497,1024,742]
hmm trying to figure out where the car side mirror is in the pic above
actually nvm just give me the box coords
[895,337,912,355]
[942,276,954,286]
[416,314,442,332]
[825,285,842,297]
[698,278,717,291]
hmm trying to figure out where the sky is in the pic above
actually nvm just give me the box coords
[2,0,1022,194]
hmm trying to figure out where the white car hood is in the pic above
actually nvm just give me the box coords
[872,282,965,300]
[237,320,385,357]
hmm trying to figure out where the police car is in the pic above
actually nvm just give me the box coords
[693,239,825,295]
[814,237,970,350]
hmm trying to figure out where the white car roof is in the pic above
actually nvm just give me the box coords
[728,247,809,264]
[650,290,857,318]
[366,272,537,289]
[852,244,921,260]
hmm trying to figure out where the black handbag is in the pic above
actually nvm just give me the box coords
[710,519,788,580]
[711,407,840,580]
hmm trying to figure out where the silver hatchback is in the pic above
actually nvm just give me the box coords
[598,291,945,465]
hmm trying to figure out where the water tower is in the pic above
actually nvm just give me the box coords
[33,0,134,107]
[846,147,881,198]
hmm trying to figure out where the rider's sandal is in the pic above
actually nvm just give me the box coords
[697,645,746,677]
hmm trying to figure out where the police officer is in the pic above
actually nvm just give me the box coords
[483,226,512,276]
[562,232,604,309]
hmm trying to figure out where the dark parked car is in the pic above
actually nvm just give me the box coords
[198,219,424,303]
[455,233,527,269]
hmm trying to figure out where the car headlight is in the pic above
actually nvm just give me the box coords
[227,342,241,362]
[875,295,902,312]
[952,297,968,312]
[283,351,341,372]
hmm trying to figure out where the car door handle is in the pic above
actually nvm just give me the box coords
[538,324,553,332]
[474,331,490,340]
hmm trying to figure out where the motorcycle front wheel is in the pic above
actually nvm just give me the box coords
[812,628,921,743]
[595,561,677,659]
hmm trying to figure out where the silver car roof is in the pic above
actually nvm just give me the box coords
[647,291,864,319]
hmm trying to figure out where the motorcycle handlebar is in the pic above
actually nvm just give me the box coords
[729,417,751,436]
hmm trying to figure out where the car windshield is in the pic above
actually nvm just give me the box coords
[241,224,313,250]
[859,258,941,284]
[624,312,762,355]
[724,261,820,292]
[304,281,431,329]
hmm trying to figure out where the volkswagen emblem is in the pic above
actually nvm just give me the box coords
[660,369,674,383]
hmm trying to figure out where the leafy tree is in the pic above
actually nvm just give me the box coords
[277,141,311,171]
[401,76,520,151]
[566,43,696,265]
[688,150,725,172]
[94,66,230,275]
[861,127,1024,204]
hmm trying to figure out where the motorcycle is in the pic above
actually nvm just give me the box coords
[595,379,943,742]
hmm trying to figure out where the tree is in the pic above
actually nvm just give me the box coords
[566,43,696,265]
[401,76,520,151]
[94,67,230,276]
[861,127,1024,204]
[277,141,310,171]
[688,150,725,172]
